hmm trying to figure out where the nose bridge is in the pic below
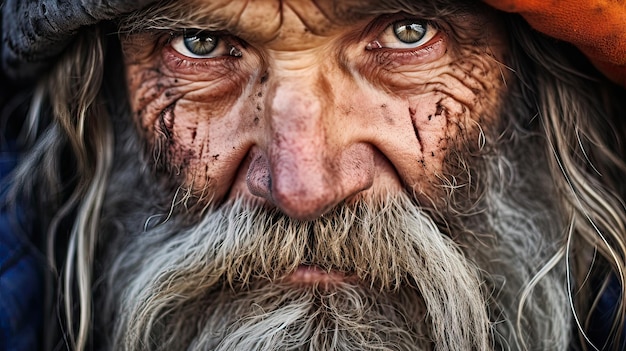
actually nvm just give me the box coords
[246,63,376,220]
[263,69,339,218]
[268,73,326,159]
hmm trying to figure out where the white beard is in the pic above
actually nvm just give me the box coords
[95,128,571,350]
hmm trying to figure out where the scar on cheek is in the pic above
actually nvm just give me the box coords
[409,94,477,168]
[152,102,178,172]
[150,101,212,182]
[156,103,176,140]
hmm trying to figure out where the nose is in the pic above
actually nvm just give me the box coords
[246,72,375,220]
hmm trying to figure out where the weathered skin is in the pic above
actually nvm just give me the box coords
[122,0,508,220]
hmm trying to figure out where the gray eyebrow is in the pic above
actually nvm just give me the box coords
[117,0,478,43]
[117,1,232,35]
[322,0,475,20]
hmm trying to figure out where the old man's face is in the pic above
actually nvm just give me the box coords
[99,0,569,349]
[122,0,506,215]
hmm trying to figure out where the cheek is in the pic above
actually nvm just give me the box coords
[125,59,262,197]
[404,92,471,183]
[363,56,506,196]
[127,61,246,132]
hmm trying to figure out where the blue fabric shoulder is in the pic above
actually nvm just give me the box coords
[0,143,42,351]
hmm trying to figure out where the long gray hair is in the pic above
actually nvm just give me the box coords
[10,10,626,351]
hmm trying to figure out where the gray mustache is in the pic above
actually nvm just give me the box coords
[106,193,492,350]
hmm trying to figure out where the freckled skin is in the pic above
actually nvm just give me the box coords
[122,0,508,219]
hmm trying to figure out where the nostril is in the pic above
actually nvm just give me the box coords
[246,153,271,199]
[245,143,380,221]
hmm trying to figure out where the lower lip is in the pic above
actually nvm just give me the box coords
[285,265,349,286]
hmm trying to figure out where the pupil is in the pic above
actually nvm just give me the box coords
[393,20,427,44]
[183,33,217,55]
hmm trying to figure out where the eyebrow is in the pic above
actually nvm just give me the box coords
[117,0,476,26]
[117,0,476,36]
[330,0,475,20]
[117,1,231,35]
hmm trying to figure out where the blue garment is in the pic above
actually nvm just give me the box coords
[587,273,626,350]
[0,145,42,351]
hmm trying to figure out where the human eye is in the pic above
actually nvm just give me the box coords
[170,29,242,59]
[366,18,439,50]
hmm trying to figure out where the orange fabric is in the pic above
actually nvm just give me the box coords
[483,0,626,86]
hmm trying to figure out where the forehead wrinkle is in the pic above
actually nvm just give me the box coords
[281,1,330,36]
[327,0,476,20]
[118,0,492,55]
[120,0,475,34]
[118,2,230,34]
[119,0,282,42]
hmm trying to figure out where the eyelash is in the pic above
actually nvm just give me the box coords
[169,30,243,58]
[360,16,448,67]
[159,30,245,73]
[367,16,442,47]
[161,15,445,68]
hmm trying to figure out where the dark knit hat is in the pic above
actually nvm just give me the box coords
[1,0,157,80]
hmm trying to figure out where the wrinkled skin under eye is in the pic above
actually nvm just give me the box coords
[368,19,438,50]
[170,30,242,58]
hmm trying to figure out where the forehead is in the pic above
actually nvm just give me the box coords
[132,0,479,42]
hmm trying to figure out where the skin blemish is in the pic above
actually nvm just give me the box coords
[409,106,424,154]
[379,104,394,124]
[435,103,444,116]
[197,143,205,164]
[408,107,416,117]
[260,72,269,84]
[157,103,176,140]
[412,122,422,153]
